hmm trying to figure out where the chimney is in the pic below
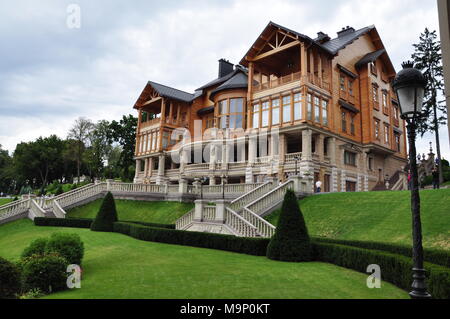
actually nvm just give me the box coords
[316,31,330,43]
[218,59,234,78]
[337,26,355,38]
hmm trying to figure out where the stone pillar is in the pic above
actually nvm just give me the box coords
[341,169,347,192]
[178,178,188,194]
[329,137,337,165]
[221,142,229,170]
[180,149,187,173]
[301,129,312,161]
[317,134,325,162]
[158,155,165,176]
[209,175,216,185]
[331,167,339,192]
[135,159,141,175]
[194,199,207,221]
[209,143,217,170]
[279,133,286,164]
[106,179,114,191]
[214,200,229,223]
[192,179,201,194]
[248,135,257,164]
[144,158,149,177]
[149,157,154,177]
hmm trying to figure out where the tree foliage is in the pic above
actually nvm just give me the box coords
[266,189,311,262]
[91,192,118,232]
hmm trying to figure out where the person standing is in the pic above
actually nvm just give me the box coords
[432,167,440,189]
[315,180,322,193]
[407,170,412,190]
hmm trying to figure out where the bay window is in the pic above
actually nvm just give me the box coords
[271,98,280,125]
[294,93,302,120]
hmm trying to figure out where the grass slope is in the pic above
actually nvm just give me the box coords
[266,189,450,250]
[0,219,408,299]
[0,198,13,206]
[67,199,193,224]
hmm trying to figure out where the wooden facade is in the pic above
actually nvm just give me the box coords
[132,22,408,191]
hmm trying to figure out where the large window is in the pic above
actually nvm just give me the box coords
[384,124,390,145]
[322,100,328,126]
[382,91,388,114]
[282,95,291,123]
[307,94,312,120]
[294,93,302,120]
[374,118,380,140]
[217,98,244,129]
[252,103,259,128]
[344,151,356,166]
[314,96,320,123]
[350,115,355,135]
[271,98,280,125]
[372,84,379,109]
[261,101,269,127]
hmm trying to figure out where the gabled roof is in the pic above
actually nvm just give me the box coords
[148,81,194,103]
[209,71,248,100]
[321,25,375,54]
[355,49,386,69]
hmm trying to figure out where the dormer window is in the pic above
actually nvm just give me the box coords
[370,61,377,76]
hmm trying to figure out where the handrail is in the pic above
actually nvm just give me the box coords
[52,200,66,218]
[225,207,258,237]
[245,180,294,215]
[229,182,273,212]
[52,183,96,201]
[0,199,30,221]
[175,208,195,230]
[242,207,276,238]
[29,199,46,218]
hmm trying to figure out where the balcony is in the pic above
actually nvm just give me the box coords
[140,117,161,130]
[252,72,330,95]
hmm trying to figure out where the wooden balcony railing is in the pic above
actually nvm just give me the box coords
[253,72,301,93]
[140,118,160,129]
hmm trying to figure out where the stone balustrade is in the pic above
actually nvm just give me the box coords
[228,182,274,212]
[0,199,30,221]
[175,208,195,230]
[285,152,302,162]
[241,208,276,238]
[245,180,294,215]
[54,183,107,209]
[202,206,216,221]
[225,207,258,237]
[29,199,46,219]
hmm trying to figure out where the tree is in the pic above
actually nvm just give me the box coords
[267,189,311,262]
[412,28,447,183]
[13,135,65,189]
[84,120,113,180]
[67,117,94,183]
[91,192,118,232]
[0,145,13,194]
[109,115,137,181]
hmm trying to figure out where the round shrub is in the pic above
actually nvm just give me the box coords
[91,192,118,232]
[0,257,21,299]
[45,233,84,265]
[21,254,68,294]
[267,189,312,262]
[21,237,49,259]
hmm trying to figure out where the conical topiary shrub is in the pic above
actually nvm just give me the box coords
[90,192,118,232]
[266,189,311,262]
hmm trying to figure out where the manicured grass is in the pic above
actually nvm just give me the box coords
[0,198,13,206]
[0,219,408,299]
[67,199,194,224]
[266,189,450,250]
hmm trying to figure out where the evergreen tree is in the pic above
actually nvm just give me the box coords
[412,28,446,183]
[267,189,311,262]
[90,192,118,232]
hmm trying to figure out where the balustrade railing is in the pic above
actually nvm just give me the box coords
[0,199,30,221]
[285,152,302,162]
[225,207,258,237]
[175,208,195,230]
[203,206,216,221]
[29,199,46,219]
[245,180,294,216]
[54,183,106,209]
[228,182,274,212]
[241,208,276,238]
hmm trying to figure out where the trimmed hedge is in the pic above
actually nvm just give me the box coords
[113,222,270,256]
[313,237,450,269]
[34,217,93,228]
[312,242,450,299]
[91,192,118,232]
[267,190,311,262]
[34,217,175,230]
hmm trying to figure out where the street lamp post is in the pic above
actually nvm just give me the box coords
[393,61,431,299]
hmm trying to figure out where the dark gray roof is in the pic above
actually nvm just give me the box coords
[196,70,237,91]
[339,99,360,113]
[197,105,215,116]
[337,64,358,78]
[355,49,386,69]
[209,72,248,100]
[321,25,375,54]
[148,81,194,103]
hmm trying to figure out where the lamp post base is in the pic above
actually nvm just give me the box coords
[409,268,432,299]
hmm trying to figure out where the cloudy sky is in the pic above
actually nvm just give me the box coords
[0,0,448,159]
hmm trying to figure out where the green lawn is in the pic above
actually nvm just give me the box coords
[0,219,408,299]
[67,199,194,224]
[0,198,13,206]
[266,189,450,250]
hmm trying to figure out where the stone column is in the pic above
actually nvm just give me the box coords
[221,142,229,170]
[301,129,312,161]
[317,134,325,162]
[209,175,216,185]
[178,178,188,194]
[158,155,165,176]
[149,157,154,177]
[144,158,149,177]
[209,143,217,170]
[214,200,229,223]
[329,137,337,165]
[248,135,257,164]
[279,133,286,164]
[194,199,207,221]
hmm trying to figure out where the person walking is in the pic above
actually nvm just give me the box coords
[315,180,322,193]
[432,167,440,189]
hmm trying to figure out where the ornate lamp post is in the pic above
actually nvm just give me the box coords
[393,61,431,299]
[294,155,300,175]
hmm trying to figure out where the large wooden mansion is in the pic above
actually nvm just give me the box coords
[132,22,408,192]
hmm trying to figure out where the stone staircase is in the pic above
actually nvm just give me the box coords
[175,175,313,238]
